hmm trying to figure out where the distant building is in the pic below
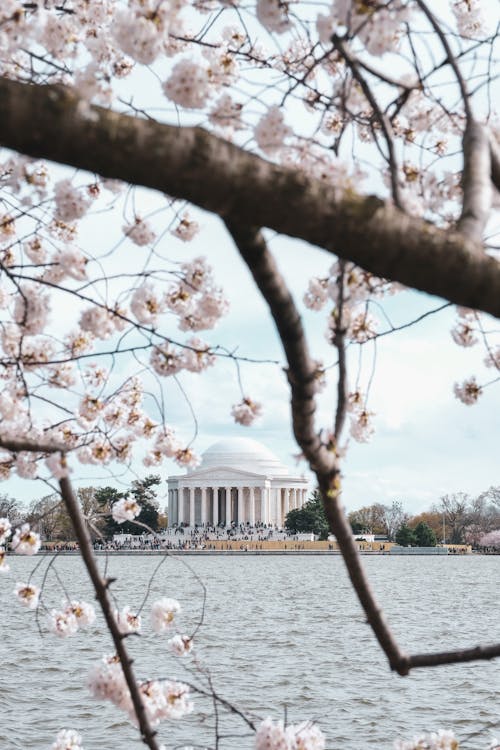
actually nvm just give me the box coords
[167,437,309,527]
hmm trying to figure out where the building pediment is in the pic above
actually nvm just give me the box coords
[175,465,268,483]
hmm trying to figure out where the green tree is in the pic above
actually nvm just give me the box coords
[395,524,416,547]
[285,491,329,540]
[99,476,161,538]
[413,521,437,547]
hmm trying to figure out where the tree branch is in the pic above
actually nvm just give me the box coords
[58,477,160,750]
[225,221,411,676]
[0,78,499,318]
[458,120,492,243]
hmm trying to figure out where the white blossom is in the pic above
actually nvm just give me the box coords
[168,634,193,657]
[12,523,41,555]
[151,597,181,633]
[112,497,141,524]
[0,517,12,544]
[231,397,262,426]
[123,217,157,247]
[254,105,291,154]
[14,582,41,609]
[453,377,482,405]
[163,59,210,109]
[115,606,142,634]
[48,609,79,638]
[54,179,92,223]
[51,729,84,750]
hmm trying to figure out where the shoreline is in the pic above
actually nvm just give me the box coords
[32,549,485,556]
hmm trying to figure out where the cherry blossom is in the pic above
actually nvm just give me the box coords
[123,217,157,247]
[48,609,79,638]
[163,59,210,109]
[12,523,41,555]
[254,106,291,154]
[14,582,41,609]
[394,729,459,750]
[111,497,141,524]
[65,600,96,628]
[231,397,263,426]
[168,634,193,657]
[453,377,483,406]
[151,597,181,633]
[0,517,12,544]
[51,729,84,750]
[115,606,142,635]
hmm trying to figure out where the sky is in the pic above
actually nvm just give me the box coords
[3,198,499,517]
[1,1,499,516]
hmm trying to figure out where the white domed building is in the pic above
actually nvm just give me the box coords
[167,438,309,528]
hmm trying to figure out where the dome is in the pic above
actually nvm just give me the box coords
[200,437,291,477]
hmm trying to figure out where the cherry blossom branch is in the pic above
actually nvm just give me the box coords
[1,78,500,318]
[457,120,492,243]
[225,221,411,675]
[58,476,161,750]
[333,262,348,442]
[226,221,500,676]
[330,35,403,210]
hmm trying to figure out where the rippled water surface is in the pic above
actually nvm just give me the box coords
[1,554,499,750]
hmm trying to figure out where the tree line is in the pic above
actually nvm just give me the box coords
[285,488,500,547]
[0,476,165,544]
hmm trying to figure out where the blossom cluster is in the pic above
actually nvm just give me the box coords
[88,651,193,727]
[255,717,325,750]
[48,600,96,638]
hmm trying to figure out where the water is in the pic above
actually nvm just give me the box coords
[1,554,499,750]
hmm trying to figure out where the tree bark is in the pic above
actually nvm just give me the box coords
[0,77,499,318]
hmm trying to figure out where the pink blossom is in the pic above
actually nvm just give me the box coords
[171,212,200,242]
[163,59,210,109]
[48,609,79,638]
[54,179,92,223]
[151,597,181,633]
[123,217,157,247]
[112,497,141,524]
[231,397,263,426]
[12,523,41,555]
[51,729,84,750]
[168,634,193,657]
[453,377,482,405]
[115,606,142,634]
[256,0,291,33]
[350,409,375,443]
[14,582,41,609]
[0,517,12,544]
[254,105,291,154]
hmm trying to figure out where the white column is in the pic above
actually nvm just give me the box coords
[178,487,185,524]
[284,488,290,519]
[225,486,231,526]
[276,489,283,528]
[261,486,267,524]
[189,487,195,527]
[201,487,208,525]
[213,487,219,525]
[237,486,244,524]
[249,487,255,526]
[302,488,307,506]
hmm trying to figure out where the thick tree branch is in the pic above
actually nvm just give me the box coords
[490,130,500,193]
[226,222,500,677]
[225,221,410,676]
[0,78,500,318]
[458,121,492,242]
